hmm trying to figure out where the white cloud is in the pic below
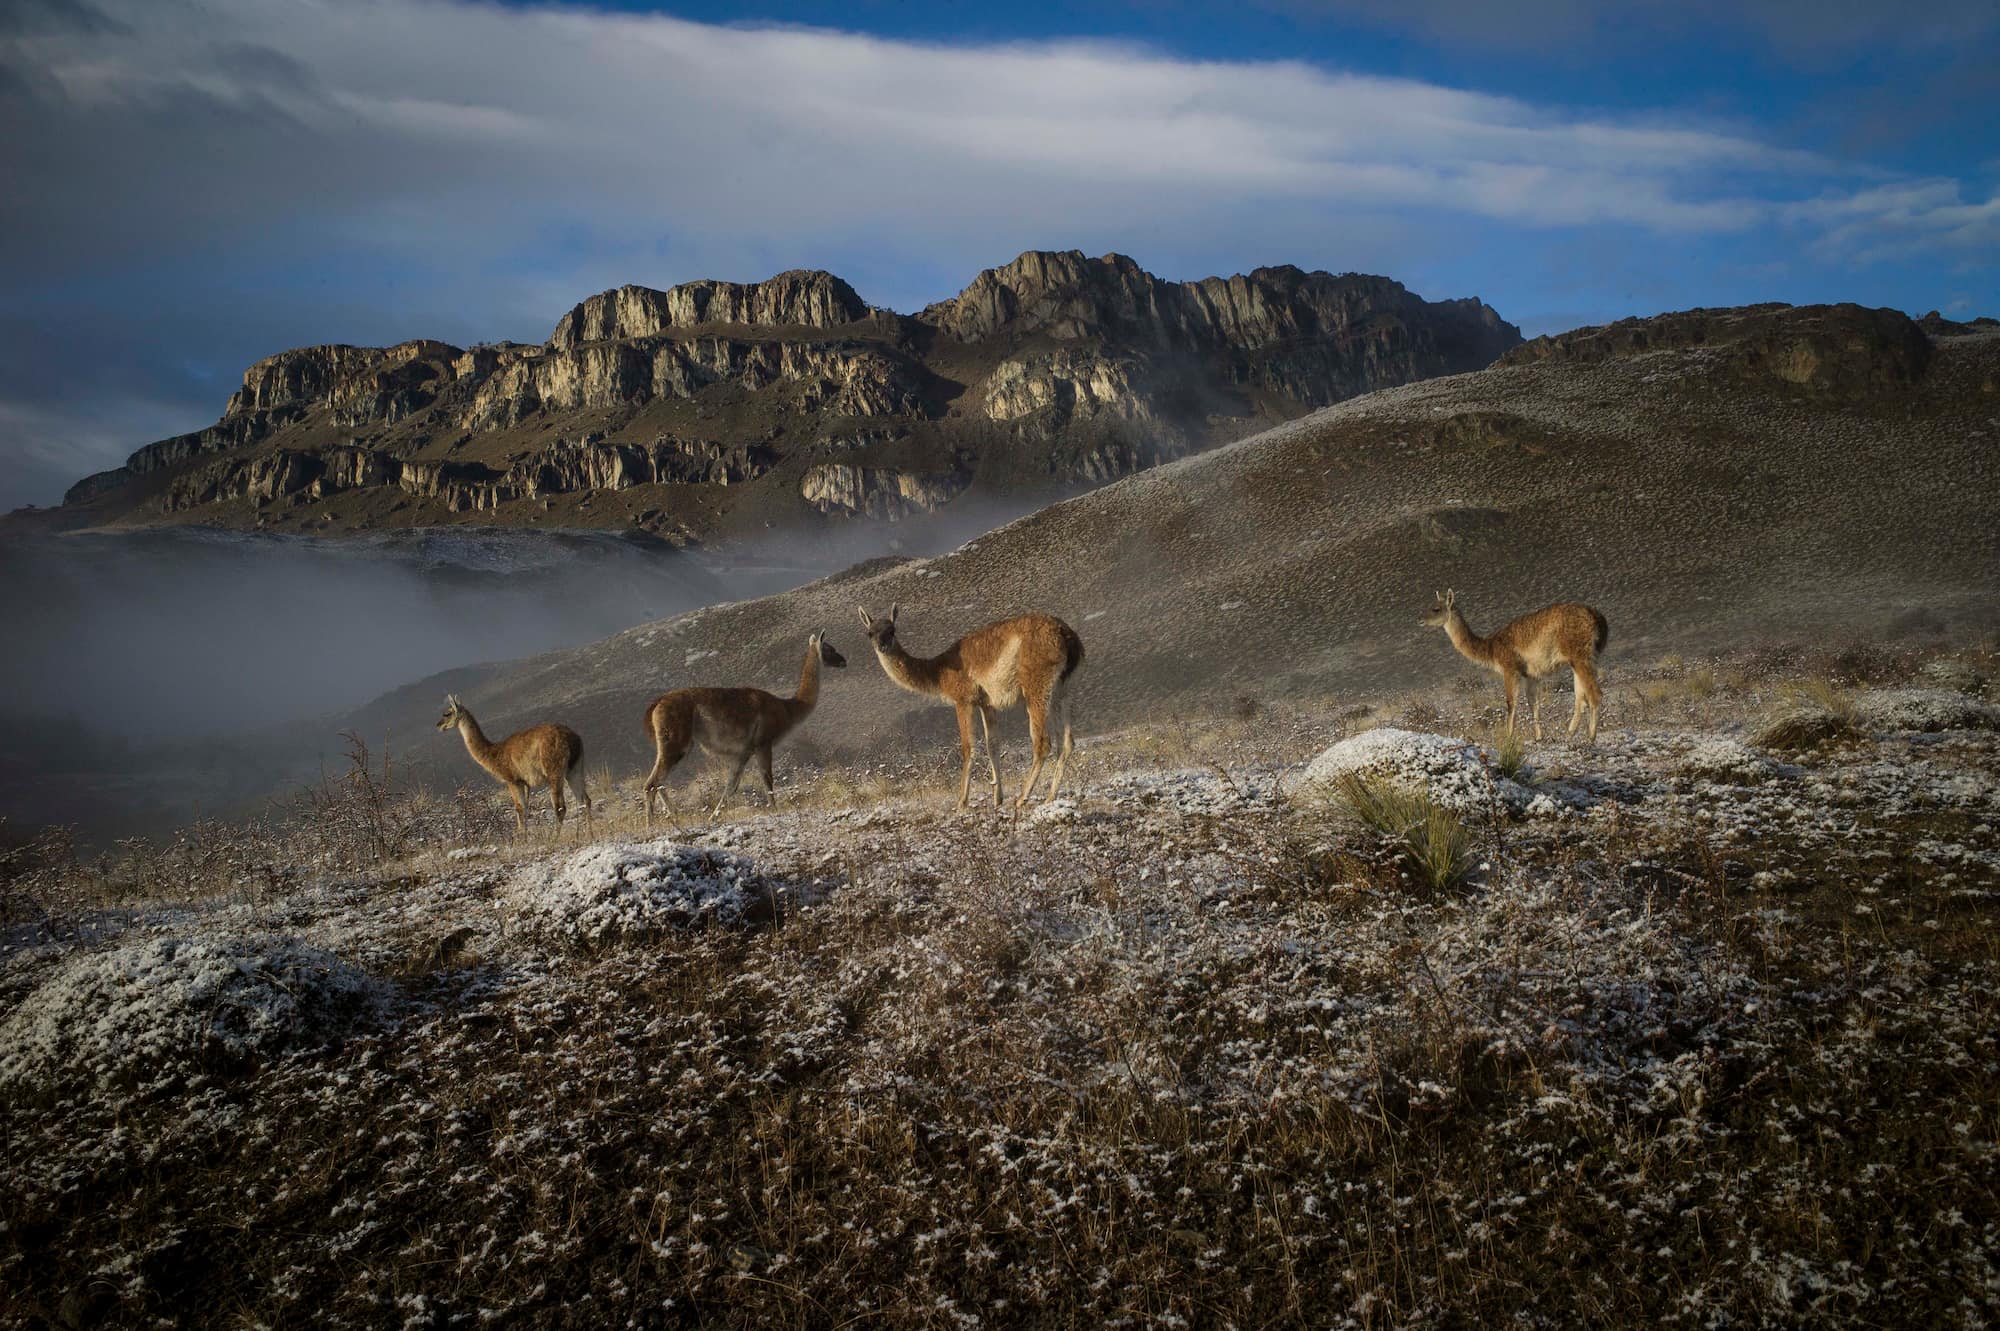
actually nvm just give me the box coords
[1786,181,2000,263]
[1,0,1961,269]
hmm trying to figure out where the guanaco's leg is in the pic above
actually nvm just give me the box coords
[1501,669,1520,734]
[1525,678,1543,741]
[549,771,567,834]
[643,716,690,827]
[573,768,593,824]
[1016,685,1051,809]
[713,750,753,817]
[1042,682,1074,801]
[757,745,776,804]
[978,706,1005,808]
[508,780,529,834]
[953,703,976,810]
[1576,659,1604,742]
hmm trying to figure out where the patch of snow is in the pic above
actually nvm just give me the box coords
[684,648,717,666]
[504,842,770,946]
[1029,798,1079,825]
[0,936,391,1095]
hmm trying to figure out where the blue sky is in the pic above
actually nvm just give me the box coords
[1,0,1995,509]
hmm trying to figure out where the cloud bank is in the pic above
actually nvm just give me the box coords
[0,0,1993,507]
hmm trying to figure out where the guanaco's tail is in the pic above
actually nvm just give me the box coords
[1059,623,1085,681]
[1591,609,1610,656]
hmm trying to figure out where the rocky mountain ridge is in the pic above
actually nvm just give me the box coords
[40,251,1521,540]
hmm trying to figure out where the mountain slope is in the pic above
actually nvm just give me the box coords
[333,303,1996,795]
[36,252,1518,539]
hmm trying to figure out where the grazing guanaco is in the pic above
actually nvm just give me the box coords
[435,694,591,833]
[856,604,1084,810]
[642,631,847,823]
[1420,589,1608,741]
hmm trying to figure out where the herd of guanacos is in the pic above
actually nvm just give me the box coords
[435,591,1610,833]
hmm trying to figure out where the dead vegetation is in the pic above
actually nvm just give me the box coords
[3,647,1999,1328]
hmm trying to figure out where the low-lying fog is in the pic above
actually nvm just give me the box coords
[0,526,760,745]
[0,497,1044,839]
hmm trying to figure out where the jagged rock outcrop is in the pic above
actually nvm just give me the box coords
[162,436,775,514]
[47,250,1527,534]
[1500,303,1933,393]
[800,464,968,519]
[1918,310,2000,337]
[547,272,872,350]
[983,348,1154,425]
[465,338,925,429]
[921,251,1518,401]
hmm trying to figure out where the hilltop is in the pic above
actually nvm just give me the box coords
[26,252,1518,541]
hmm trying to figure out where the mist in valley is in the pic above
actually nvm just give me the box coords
[0,494,1053,839]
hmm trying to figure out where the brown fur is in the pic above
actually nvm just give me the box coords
[1421,589,1609,741]
[857,604,1084,810]
[435,694,591,833]
[643,632,846,823]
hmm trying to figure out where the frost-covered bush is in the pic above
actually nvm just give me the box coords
[505,842,771,946]
[1677,737,1781,785]
[1299,727,1529,813]
[0,936,390,1095]
[1855,688,2000,734]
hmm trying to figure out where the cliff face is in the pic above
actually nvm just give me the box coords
[51,252,1525,537]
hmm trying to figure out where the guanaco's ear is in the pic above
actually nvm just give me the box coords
[888,602,899,625]
[856,605,871,629]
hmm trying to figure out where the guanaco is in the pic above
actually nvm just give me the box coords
[642,631,847,823]
[435,694,591,833]
[1420,589,1608,741]
[857,604,1084,810]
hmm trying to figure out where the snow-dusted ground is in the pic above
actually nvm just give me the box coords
[3,692,1999,1327]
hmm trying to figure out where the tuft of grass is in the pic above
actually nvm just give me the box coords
[1329,770,1474,891]
[1489,725,1530,780]
[1755,676,1865,751]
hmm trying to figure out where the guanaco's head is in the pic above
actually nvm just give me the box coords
[811,630,847,668]
[855,603,899,650]
[1420,589,1457,628]
[436,694,468,731]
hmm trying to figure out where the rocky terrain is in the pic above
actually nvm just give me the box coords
[23,251,1519,540]
[315,302,1999,806]
[4,650,1997,1327]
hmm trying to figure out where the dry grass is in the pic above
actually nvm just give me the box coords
[1488,724,1529,779]
[7,650,2000,1328]
[1328,769,1475,892]
[1754,676,1867,751]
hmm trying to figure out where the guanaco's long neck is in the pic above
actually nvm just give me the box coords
[793,641,822,710]
[873,640,946,698]
[455,713,503,772]
[1442,608,1497,667]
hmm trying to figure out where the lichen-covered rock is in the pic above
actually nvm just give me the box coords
[505,842,776,946]
[0,936,390,1094]
[1299,727,1531,813]
[1856,689,2000,733]
[1677,737,1782,784]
